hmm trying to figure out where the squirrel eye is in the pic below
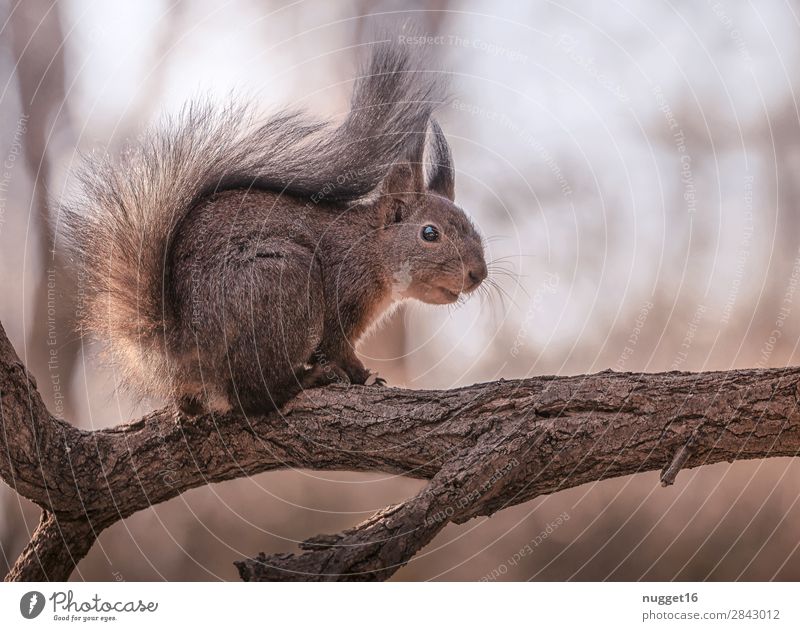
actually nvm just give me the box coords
[421,225,440,242]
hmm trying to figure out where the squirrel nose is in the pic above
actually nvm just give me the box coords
[466,262,488,290]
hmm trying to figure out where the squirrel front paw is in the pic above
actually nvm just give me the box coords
[342,364,388,387]
[335,358,387,387]
[300,362,351,389]
[306,350,387,387]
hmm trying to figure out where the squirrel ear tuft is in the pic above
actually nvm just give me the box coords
[426,119,455,201]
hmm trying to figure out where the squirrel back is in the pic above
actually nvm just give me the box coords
[61,38,486,413]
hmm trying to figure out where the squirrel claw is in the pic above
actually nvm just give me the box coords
[365,373,388,387]
[302,362,351,388]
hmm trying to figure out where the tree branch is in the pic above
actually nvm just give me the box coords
[5,512,96,581]
[2,318,799,581]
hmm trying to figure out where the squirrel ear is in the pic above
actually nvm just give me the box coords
[382,162,420,199]
[379,136,425,219]
[378,132,426,224]
[382,129,426,196]
[379,163,417,224]
[426,119,455,201]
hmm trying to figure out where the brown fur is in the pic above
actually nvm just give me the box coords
[60,38,486,414]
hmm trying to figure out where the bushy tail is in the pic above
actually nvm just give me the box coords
[59,37,447,399]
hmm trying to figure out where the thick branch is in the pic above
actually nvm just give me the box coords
[237,427,522,580]
[2,318,800,580]
[5,513,96,581]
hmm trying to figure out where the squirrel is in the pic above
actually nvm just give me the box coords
[61,40,488,415]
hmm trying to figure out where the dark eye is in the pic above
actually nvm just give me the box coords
[421,225,440,242]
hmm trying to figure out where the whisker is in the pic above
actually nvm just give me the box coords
[485,261,531,299]
[482,277,517,313]
[487,266,520,280]
[491,253,538,259]
[491,272,531,300]
[475,283,502,323]
[490,278,524,311]
[487,261,518,273]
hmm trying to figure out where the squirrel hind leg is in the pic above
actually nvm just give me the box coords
[225,368,316,414]
[174,387,231,417]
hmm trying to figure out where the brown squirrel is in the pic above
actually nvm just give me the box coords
[61,39,487,415]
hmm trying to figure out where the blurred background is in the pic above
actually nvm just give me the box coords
[2,0,800,581]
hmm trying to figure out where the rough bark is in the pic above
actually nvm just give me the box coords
[4,513,96,581]
[1,318,799,581]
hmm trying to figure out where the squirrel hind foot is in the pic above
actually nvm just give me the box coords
[300,362,387,389]
[175,391,231,417]
[177,396,207,417]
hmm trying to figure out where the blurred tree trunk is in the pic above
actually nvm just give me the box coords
[9,0,78,420]
[2,0,77,578]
